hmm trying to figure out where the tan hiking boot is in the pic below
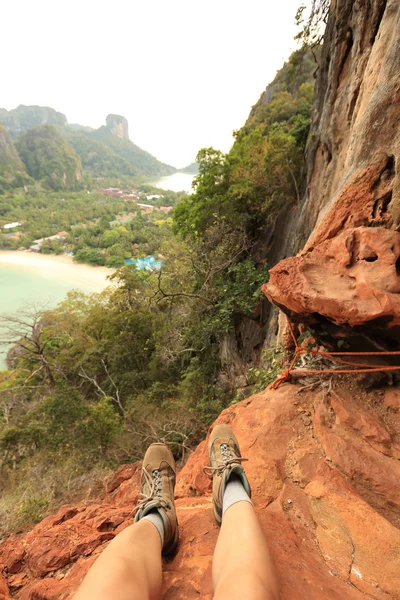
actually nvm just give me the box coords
[204,423,251,524]
[134,442,178,554]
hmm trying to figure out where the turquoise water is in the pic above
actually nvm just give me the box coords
[125,256,163,270]
[0,264,100,370]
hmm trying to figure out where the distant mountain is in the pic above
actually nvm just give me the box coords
[65,125,176,178]
[179,162,199,174]
[0,105,176,179]
[0,105,67,140]
[67,123,95,133]
[0,123,30,189]
[16,125,82,190]
[105,114,129,140]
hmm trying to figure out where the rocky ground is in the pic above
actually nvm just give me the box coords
[1,378,399,599]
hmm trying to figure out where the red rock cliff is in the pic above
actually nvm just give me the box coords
[265,0,400,342]
[1,381,400,599]
[289,0,400,251]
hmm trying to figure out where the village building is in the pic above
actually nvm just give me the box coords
[137,203,155,215]
[3,222,22,230]
[30,231,69,252]
[97,187,141,201]
[5,231,23,240]
[111,212,137,226]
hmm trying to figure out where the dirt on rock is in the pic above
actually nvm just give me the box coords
[1,381,400,600]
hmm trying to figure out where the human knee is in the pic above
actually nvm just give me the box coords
[73,556,136,600]
[214,567,279,600]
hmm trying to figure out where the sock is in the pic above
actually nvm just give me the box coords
[142,510,165,546]
[222,474,252,516]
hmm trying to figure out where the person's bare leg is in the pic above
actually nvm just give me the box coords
[205,424,279,600]
[74,442,179,600]
[212,501,280,600]
[73,520,162,600]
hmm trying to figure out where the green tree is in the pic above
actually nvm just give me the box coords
[74,248,105,266]
[106,255,125,268]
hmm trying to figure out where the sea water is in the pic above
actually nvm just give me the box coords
[0,262,107,370]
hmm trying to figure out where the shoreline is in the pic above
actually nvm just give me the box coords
[0,250,114,291]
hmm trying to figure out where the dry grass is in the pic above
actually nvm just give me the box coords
[0,456,109,538]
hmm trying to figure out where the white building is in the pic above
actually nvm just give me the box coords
[3,222,22,230]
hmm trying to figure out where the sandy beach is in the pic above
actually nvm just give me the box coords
[0,251,114,292]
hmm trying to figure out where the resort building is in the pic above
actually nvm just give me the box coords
[3,222,22,230]
[30,231,69,252]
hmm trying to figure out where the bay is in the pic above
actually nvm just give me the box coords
[150,172,195,193]
[0,252,113,370]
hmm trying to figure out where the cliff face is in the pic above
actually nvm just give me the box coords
[16,125,81,189]
[0,124,26,182]
[298,0,399,248]
[105,114,129,140]
[265,0,400,342]
[0,106,67,140]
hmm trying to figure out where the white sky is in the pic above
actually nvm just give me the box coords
[2,0,307,168]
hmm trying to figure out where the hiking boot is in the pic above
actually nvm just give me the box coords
[134,443,178,554]
[204,423,251,524]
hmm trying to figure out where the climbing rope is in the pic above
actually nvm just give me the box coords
[270,316,400,389]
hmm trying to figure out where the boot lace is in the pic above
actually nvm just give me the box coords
[203,443,248,477]
[135,468,171,513]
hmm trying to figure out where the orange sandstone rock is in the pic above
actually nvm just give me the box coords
[263,227,400,329]
[0,571,10,600]
[1,382,400,599]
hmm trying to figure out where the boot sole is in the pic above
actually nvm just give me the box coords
[213,500,222,525]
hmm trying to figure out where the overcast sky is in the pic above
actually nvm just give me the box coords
[2,0,308,168]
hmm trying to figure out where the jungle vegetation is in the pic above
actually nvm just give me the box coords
[0,47,316,532]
